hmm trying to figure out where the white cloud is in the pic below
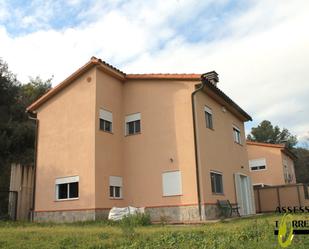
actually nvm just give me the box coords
[67,0,82,6]
[0,1,9,21]
[0,0,308,142]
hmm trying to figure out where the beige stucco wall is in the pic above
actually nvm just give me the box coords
[35,68,96,212]
[194,91,251,205]
[247,144,296,186]
[34,66,252,220]
[122,80,198,207]
[93,74,199,208]
[94,69,125,208]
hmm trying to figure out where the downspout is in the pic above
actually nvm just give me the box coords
[191,75,209,220]
[28,112,38,221]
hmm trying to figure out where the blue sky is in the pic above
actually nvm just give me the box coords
[0,0,308,145]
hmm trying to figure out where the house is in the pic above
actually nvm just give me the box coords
[26,57,255,222]
[246,141,297,187]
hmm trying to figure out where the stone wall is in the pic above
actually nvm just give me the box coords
[34,209,111,222]
[34,210,96,222]
[146,205,200,222]
[34,204,227,223]
[203,204,221,220]
[95,209,110,220]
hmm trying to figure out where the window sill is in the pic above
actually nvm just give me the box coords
[212,192,225,196]
[162,194,183,197]
[109,197,123,200]
[206,127,215,131]
[125,132,141,137]
[99,129,114,134]
[234,141,243,146]
[55,198,79,202]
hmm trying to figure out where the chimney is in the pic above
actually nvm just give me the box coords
[201,71,219,86]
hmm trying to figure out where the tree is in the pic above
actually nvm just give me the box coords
[293,147,309,183]
[0,59,19,190]
[300,134,309,149]
[0,59,51,190]
[247,120,298,148]
[20,76,52,107]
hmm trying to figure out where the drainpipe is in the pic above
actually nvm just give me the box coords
[191,74,210,221]
[28,112,38,221]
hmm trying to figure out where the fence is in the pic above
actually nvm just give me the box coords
[10,164,35,220]
[0,191,18,220]
[254,183,309,213]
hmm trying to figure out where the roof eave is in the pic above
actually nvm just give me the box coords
[26,57,126,112]
[282,148,298,161]
[246,141,285,148]
[126,74,201,81]
[199,82,252,122]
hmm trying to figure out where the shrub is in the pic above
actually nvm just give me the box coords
[159,215,169,225]
[119,213,151,241]
[120,213,151,227]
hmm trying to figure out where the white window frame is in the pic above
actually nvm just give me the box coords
[249,158,267,172]
[233,125,242,144]
[99,109,113,132]
[55,176,79,201]
[162,170,182,197]
[109,176,123,199]
[210,170,224,194]
[253,183,268,188]
[204,106,213,129]
[125,113,141,135]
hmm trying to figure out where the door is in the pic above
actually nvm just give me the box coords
[234,173,255,216]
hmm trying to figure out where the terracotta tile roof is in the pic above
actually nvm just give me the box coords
[246,141,297,160]
[27,59,97,112]
[199,81,252,121]
[93,57,201,80]
[246,141,285,148]
[126,74,201,80]
[26,57,202,112]
[92,56,125,76]
[26,56,250,123]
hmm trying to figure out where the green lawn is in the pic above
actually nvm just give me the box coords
[0,214,308,249]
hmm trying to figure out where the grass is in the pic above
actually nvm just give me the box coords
[0,213,308,248]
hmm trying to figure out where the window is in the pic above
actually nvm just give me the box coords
[162,171,182,196]
[233,126,241,144]
[55,176,79,200]
[99,109,113,132]
[249,158,267,171]
[210,172,223,194]
[125,113,141,135]
[204,106,213,129]
[109,176,122,199]
[251,166,266,171]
